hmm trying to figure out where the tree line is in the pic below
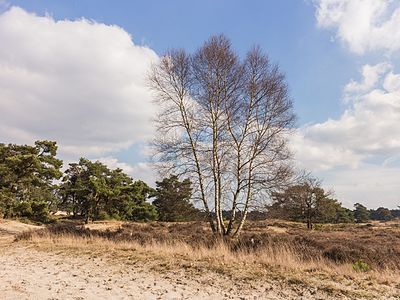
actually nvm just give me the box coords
[0,141,198,223]
[1,140,398,227]
[266,180,400,228]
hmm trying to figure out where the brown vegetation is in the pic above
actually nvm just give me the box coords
[5,219,400,299]
[16,221,400,270]
[17,220,400,270]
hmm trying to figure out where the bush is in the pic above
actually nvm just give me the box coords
[314,224,323,230]
[128,203,158,221]
[323,246,348,262]
[13,201,33,217]
[97,211,111,220]
[352,259,370,272]
[31,201,50,222]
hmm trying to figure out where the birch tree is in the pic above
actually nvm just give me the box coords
[149,35,295,237]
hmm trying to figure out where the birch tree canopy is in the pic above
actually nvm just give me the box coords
[149,35,296,237]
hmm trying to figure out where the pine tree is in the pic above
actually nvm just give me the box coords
[153,175,198,222]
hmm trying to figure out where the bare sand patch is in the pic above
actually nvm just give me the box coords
[1,220,400,299]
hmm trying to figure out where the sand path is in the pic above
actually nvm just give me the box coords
[1,220,390,300]
[0,220,282,300]
[1,245,247,300]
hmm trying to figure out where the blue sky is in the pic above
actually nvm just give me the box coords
[1,0,400,208]
[3,0,357,124]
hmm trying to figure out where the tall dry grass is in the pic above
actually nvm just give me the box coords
[15,223,400,287]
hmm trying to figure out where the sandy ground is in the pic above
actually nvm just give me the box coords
[0,220,397,300]
[1,246,248,300]
[0,220,291,300]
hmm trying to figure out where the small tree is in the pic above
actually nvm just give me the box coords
[370,207,393,221]
[354,203,369,223]
[153,175,198,221]
[334,206,354,223]
[269,178,342,229]
[0,140,62,220]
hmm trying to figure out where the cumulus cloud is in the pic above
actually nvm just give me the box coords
[321,163,400,208]
[343,63,391,95]
[307,1,400,207]
[314,0,400,54]
[96,157,157,184]
[291,129,364,171]
[0,7,158,159]
[292,63,400,207]
[293,63,400,171]
[96,156,135,175]
[130,162,159,184]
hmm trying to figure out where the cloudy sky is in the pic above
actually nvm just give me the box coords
[0,0,399,208]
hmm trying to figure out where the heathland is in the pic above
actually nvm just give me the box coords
[1,218,399,299]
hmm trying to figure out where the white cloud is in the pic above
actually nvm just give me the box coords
[315,0,400,54]
[292,63,400,207]
[291,129,364,171]
[311,1,400,207]
[96,157,158,185]
[130,162,159,184]
[344,63,390,95]
[0,7,158,159]
[319,163,400,208]
[293,63,400,171]
[96,156,135,175]
[384,71,400,92]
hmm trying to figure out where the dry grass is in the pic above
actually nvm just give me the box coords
[13,220,400,299]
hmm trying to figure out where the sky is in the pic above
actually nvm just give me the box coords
[0,0,399,208]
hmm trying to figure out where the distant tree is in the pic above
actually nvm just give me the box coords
[314,197,353,224]
[354,203,370,223]
[0,140,62,221]
[269,178,351,228]
[128,203,158,222]
[152,175,198,222]
[131,180,155,203]
[314,197,339,223]
[271,178,323,229]
[391,207,400,219]
[118,178,157,221]
[370,207,393,221]
[58,161,90,217]
[334,206,354,223]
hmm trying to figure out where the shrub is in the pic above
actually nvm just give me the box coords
[128,203,158,221]
[314,224,323,230]
[97,211,111,220]
[323,246,348,262]
[31,201,50,222]
[352,259,370,272]
[13,201,33,217]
